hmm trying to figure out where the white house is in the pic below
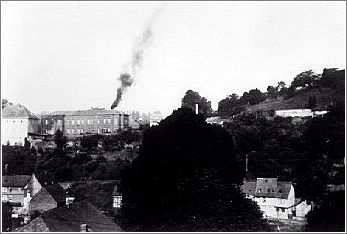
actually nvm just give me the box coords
[241,178,295,220]
[2,104,39,146]
[274,109,313,118]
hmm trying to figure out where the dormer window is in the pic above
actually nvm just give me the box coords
[279,189,282,193]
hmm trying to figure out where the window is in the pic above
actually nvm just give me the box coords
[72,120,75,125]
[87,120,91,125]
[67,129,70,134]
[267,189,270,192]
[77,120,80,125]
[279,189,283,193]
[104,119,107,124]
[81,120,84,125]
[45,120,48,125]
[263,198,266,203]
[281,208,285,212]
[81,129,84,133]
[71,129,75,134]
[258,189,261,193]
[108,119,111,124]
[276,207,279,212]
[265,179,267,182]
[97,119,100,124]
[113,196,122,208]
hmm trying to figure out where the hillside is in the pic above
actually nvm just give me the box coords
[245,86,342,113]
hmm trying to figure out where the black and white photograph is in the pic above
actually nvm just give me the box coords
[1,1,345,232]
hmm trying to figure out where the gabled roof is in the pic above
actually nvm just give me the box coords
[2,105,38,119]
[2,175,31,187]
[241,178,292,199]
[16,201,122,232]
[31,184,67,204]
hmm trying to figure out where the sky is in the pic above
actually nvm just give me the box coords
[1,1,346,117]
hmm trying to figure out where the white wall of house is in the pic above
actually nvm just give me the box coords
[1,118,29,145]
[250,185,295,219]
[275,109,313,118]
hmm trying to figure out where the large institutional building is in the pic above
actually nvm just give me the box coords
[2,104,39,145]
[40,109,129,137]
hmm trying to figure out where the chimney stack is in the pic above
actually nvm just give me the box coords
[195,103,199,115]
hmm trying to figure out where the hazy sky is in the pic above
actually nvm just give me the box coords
[1,1,345,117]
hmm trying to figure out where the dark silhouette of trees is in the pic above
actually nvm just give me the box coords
[120,107,270,231]
[54,130,67,150]
[240,88,266,105]
[291,70,320,89]
[218,93,244,117]
[181,90,213,117]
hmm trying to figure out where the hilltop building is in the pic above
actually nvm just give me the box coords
[1,104,39,145]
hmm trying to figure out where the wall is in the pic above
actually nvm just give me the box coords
[275,109,313,118]
[1,187,26,204]
[28,118,39,134]
[40,115,65,134]
[1,118,28,145]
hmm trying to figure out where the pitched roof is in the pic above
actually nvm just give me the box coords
[2,175,31,187]
[31,184,67,204]
[16,201,122,232]
[2,104,38,119]
[46,109,122,116]
[241,178,292,199]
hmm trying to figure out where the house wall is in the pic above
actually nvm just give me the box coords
[40,115,65,134]
[1,118,29,145]
[275,109,313,118]
[1,187,26,204]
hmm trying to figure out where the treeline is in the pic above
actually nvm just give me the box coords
[218,68,345,117]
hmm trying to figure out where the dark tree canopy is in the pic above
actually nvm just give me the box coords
[218,93,244,117]
[240,88,266,105]
[121,107,270,231]
[181,90,213,117]
[54,130,67,150]
[291,70,320,89]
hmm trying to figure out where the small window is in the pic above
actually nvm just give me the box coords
[276,207,279,211]
[281,208,285,212]
[265,179,267,182]
[279,189,283,193]
[267,189,270,192]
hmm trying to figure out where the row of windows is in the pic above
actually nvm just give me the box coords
[66,119,117,125]
[67,128,117,134]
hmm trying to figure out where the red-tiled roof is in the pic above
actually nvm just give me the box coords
[2,175,31,187]
[2,105,38,119]
[16,201,122,232]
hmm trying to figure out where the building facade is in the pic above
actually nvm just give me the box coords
[2,104,39,145]
[40,109,129,137]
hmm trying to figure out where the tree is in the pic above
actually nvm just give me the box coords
[240,88,266,105]
[181,90,213,117]
[291,70,320,89]
[54,130,67,150]
[266,86,278,99]
[81,134,99,150]
[218,94,244,117]
[121,107,270,231]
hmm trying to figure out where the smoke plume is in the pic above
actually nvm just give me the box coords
[111,5,166,109]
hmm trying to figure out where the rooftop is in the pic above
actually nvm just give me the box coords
[2,175,32,187]
[15,200,122,232]
[45,109,127,116]
[2,104,38,119]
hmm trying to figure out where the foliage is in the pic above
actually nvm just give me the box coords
[240,88,266,105]
[291,70,320,89]
[306,191,345,232]
[2,145,35,175]
[181,90,213,117]
[54,130,67,150]
[121,107,269,231]
[81,134,100,150]
[218,94,244,117]
[2,202,13,232]
[306,95,317,109]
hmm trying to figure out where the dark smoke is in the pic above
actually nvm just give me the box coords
[111,5,166,109]
[111,73,133,109]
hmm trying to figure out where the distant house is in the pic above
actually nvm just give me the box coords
[275,109,313,118]
[2,174,42,207]
[112,184,122,209]
[206,116,224,125]
[294,199,312,219]
[15,201,122,232]
[29,184,67,215]
[2,104,39,145]
[241,178,295,219]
